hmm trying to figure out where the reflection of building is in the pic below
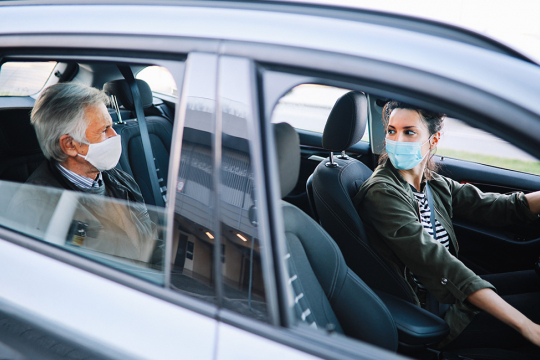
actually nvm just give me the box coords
[171,97,265,318]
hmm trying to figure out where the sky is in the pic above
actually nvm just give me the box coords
[291,0,540,62]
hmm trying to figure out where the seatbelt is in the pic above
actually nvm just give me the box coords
[425,182,437,241]
[118,65,165,207]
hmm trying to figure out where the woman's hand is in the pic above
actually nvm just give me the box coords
[468,288,540,347]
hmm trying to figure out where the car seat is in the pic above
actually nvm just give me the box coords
[307,91,415,303]
[104,79,172,206]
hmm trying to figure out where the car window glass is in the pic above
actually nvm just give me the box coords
[0,181,167,283]
[218,56,268,322]
[438,118,540,175]
[0,62,57,96]
[170,53,218,304]
[137,66,178,97]
[271,84,369,141]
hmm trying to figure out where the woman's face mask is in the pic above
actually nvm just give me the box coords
[385,136,432,170]
[78,135,122,171]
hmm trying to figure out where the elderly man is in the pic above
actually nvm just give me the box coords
[8,83,157,263]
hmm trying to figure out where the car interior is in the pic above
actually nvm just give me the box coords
[1,58,540,360]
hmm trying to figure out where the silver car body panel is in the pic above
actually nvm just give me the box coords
[0,239,217,360]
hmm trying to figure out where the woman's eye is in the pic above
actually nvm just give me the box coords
[405,130,416,135]
[387,129,395,135]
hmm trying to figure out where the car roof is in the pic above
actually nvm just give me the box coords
[2,0,536,65]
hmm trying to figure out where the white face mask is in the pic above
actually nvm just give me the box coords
[78,135,122,171]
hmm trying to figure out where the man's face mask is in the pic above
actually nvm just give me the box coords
[78,135,122,171]
[385,136,432,170]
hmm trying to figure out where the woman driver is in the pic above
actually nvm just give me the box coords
[354,101,540,351]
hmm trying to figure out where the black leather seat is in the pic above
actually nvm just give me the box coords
[104,79,172,206]
[274,122,453,353]
[280,121,537,359]
[0,107,45,183]
[307,91,414,302]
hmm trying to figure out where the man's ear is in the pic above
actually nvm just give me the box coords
[59,134,79,157]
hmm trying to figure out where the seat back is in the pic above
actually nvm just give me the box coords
[0,107,45,183]
[308,91,414,302]
[104,79,173,206]
[274,122,398,351]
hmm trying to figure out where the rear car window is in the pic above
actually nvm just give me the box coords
[272,84,369,141]
[0,62,57,96]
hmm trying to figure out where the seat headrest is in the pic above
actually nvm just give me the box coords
[103,79,153,111]
[274,122,300,199]
[322,91,368,152]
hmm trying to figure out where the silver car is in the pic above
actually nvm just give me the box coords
[0,1,539,359]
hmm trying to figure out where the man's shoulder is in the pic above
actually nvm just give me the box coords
[26,160,64,189]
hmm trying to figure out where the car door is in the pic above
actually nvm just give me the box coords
[0,45,220,360]
[434,123,540,275]
[211,51,407,359]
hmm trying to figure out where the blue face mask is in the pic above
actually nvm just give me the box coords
[386,137,432,170]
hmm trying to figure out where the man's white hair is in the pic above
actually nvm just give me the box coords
[31,83,110,162]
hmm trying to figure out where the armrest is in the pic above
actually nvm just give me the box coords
[376,291,449,347]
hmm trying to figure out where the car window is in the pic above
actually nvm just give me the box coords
[0,181,167,283]
[0,62,57,96]
[0,59,183,284]
[438,118,540,175]
[137,65,178,97]
[271,84,369,141]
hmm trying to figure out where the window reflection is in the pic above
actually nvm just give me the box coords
[1,181,166,283]
[219,100,267,321]
[171,97,217,303]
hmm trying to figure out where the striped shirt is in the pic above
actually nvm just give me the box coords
[411,185,449,250]
[411,185,450,293]
[57,163,103,189]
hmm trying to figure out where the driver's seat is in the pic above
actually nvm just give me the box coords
[307,91,415,303]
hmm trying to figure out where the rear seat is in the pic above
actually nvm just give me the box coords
[0,108,45,182]
[104,79,173,207]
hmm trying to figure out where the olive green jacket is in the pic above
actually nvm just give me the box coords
[353,161,538,347]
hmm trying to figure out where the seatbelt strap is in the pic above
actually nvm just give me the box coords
[118,65,165,207]
[425,182,437,241]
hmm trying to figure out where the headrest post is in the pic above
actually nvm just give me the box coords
[325,151,339,168]
[110,95,124,124]
[338,150,349,160]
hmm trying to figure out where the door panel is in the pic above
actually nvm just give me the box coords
[436,156,540,274]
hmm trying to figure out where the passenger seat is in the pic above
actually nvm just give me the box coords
[104,79,173,206]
